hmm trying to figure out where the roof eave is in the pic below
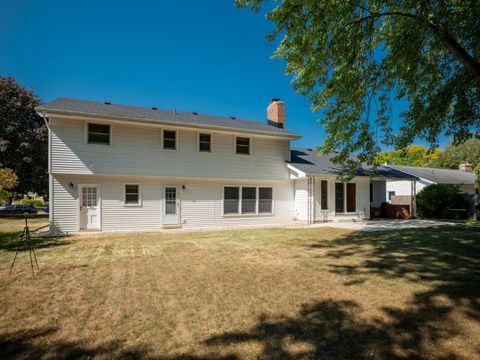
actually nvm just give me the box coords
[36,106,302,140]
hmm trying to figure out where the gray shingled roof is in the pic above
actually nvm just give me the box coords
[288,148,417,179]
[36,98,300,138]
[385,164,476,185]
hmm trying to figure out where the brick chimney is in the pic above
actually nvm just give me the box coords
[267,98,285,128]
[459,162,473,172]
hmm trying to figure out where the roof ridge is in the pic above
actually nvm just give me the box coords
[389,164,468,172]
[44,97,270,128]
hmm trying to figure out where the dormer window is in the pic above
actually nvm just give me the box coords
[87,123,111,145]
[236,137,250,155]
[163,130,176,150]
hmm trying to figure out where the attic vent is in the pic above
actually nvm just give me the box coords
[192,112,198,115]
[151,107,157,110]
[104,101,111,105]
[230,116,236,119]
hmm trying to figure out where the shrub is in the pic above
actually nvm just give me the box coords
[20,199,44,207]
[416,184,468,219]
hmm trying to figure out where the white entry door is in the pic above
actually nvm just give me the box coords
[163,185,180,225]
[80,185,100,230]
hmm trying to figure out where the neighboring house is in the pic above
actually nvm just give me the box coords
[384,164,477,200]
[36,98,415,234]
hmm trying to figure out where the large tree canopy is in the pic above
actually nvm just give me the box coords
[236,0,480,168]
[430,138,480,169]
[376,145,442,167]
[0,76,47,196]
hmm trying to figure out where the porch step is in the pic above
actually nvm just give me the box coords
[336,218,363,223]
[162,224,182,229]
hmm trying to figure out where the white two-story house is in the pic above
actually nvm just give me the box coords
[36,98,414,234]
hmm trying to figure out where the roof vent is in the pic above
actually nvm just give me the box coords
[151,107,157,110]
[104,101,111,105]
[230,116,236,119]
[192,112,198,115]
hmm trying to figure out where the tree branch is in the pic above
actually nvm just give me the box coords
[346,8,480,82]
[427,20,480,82]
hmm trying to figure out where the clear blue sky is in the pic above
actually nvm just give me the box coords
[1,0,449,150]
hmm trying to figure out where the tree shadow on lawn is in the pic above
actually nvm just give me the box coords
[0,326,239,360]
[204,226,480,359]
[204,298,464,360]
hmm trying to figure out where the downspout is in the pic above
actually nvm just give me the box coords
[39,112,53,232]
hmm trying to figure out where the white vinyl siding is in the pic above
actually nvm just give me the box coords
[50,117,290,181]
[50,175,295,233]
[386,180,429,196]
[294,179,308,221]
[51,176,78,233]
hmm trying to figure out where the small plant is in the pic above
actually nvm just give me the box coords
[416,184,468,219]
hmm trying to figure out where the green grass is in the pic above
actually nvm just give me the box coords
[0,220,479,359]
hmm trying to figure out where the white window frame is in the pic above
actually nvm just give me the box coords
[85,121,113,146]
[235,136,251,156]
[198,132,213,152]
[222,185,274,217]
[335,182,357,214]
[320,179,329,210]
[123,183,142,207]
[162,129,177,151]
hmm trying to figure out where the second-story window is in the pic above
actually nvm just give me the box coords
[199,133,211,152]
[236,137,250,155]
[87,123,111,145]
[163,130,176,150]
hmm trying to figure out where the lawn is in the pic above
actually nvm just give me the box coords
[0,220,479,359]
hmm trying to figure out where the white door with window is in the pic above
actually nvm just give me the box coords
[80,185,100,230]
[163,185,180,225]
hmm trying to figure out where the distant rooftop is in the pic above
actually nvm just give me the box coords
[386,164,476,185]
[36,98,301,138]
[288,148,417,179]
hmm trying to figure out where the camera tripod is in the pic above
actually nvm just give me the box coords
[9,214,39,277]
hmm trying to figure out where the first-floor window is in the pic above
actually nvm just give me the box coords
[321,180,328,209]
[125,184,140,205]
[335,182,356,213]
[388,191,396,201]
[242,187,256,213]
[224,186,273,215]
[259,187,273,213]
[224,187,240,214]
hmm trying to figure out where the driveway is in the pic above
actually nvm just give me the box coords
[310,219,457,232]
